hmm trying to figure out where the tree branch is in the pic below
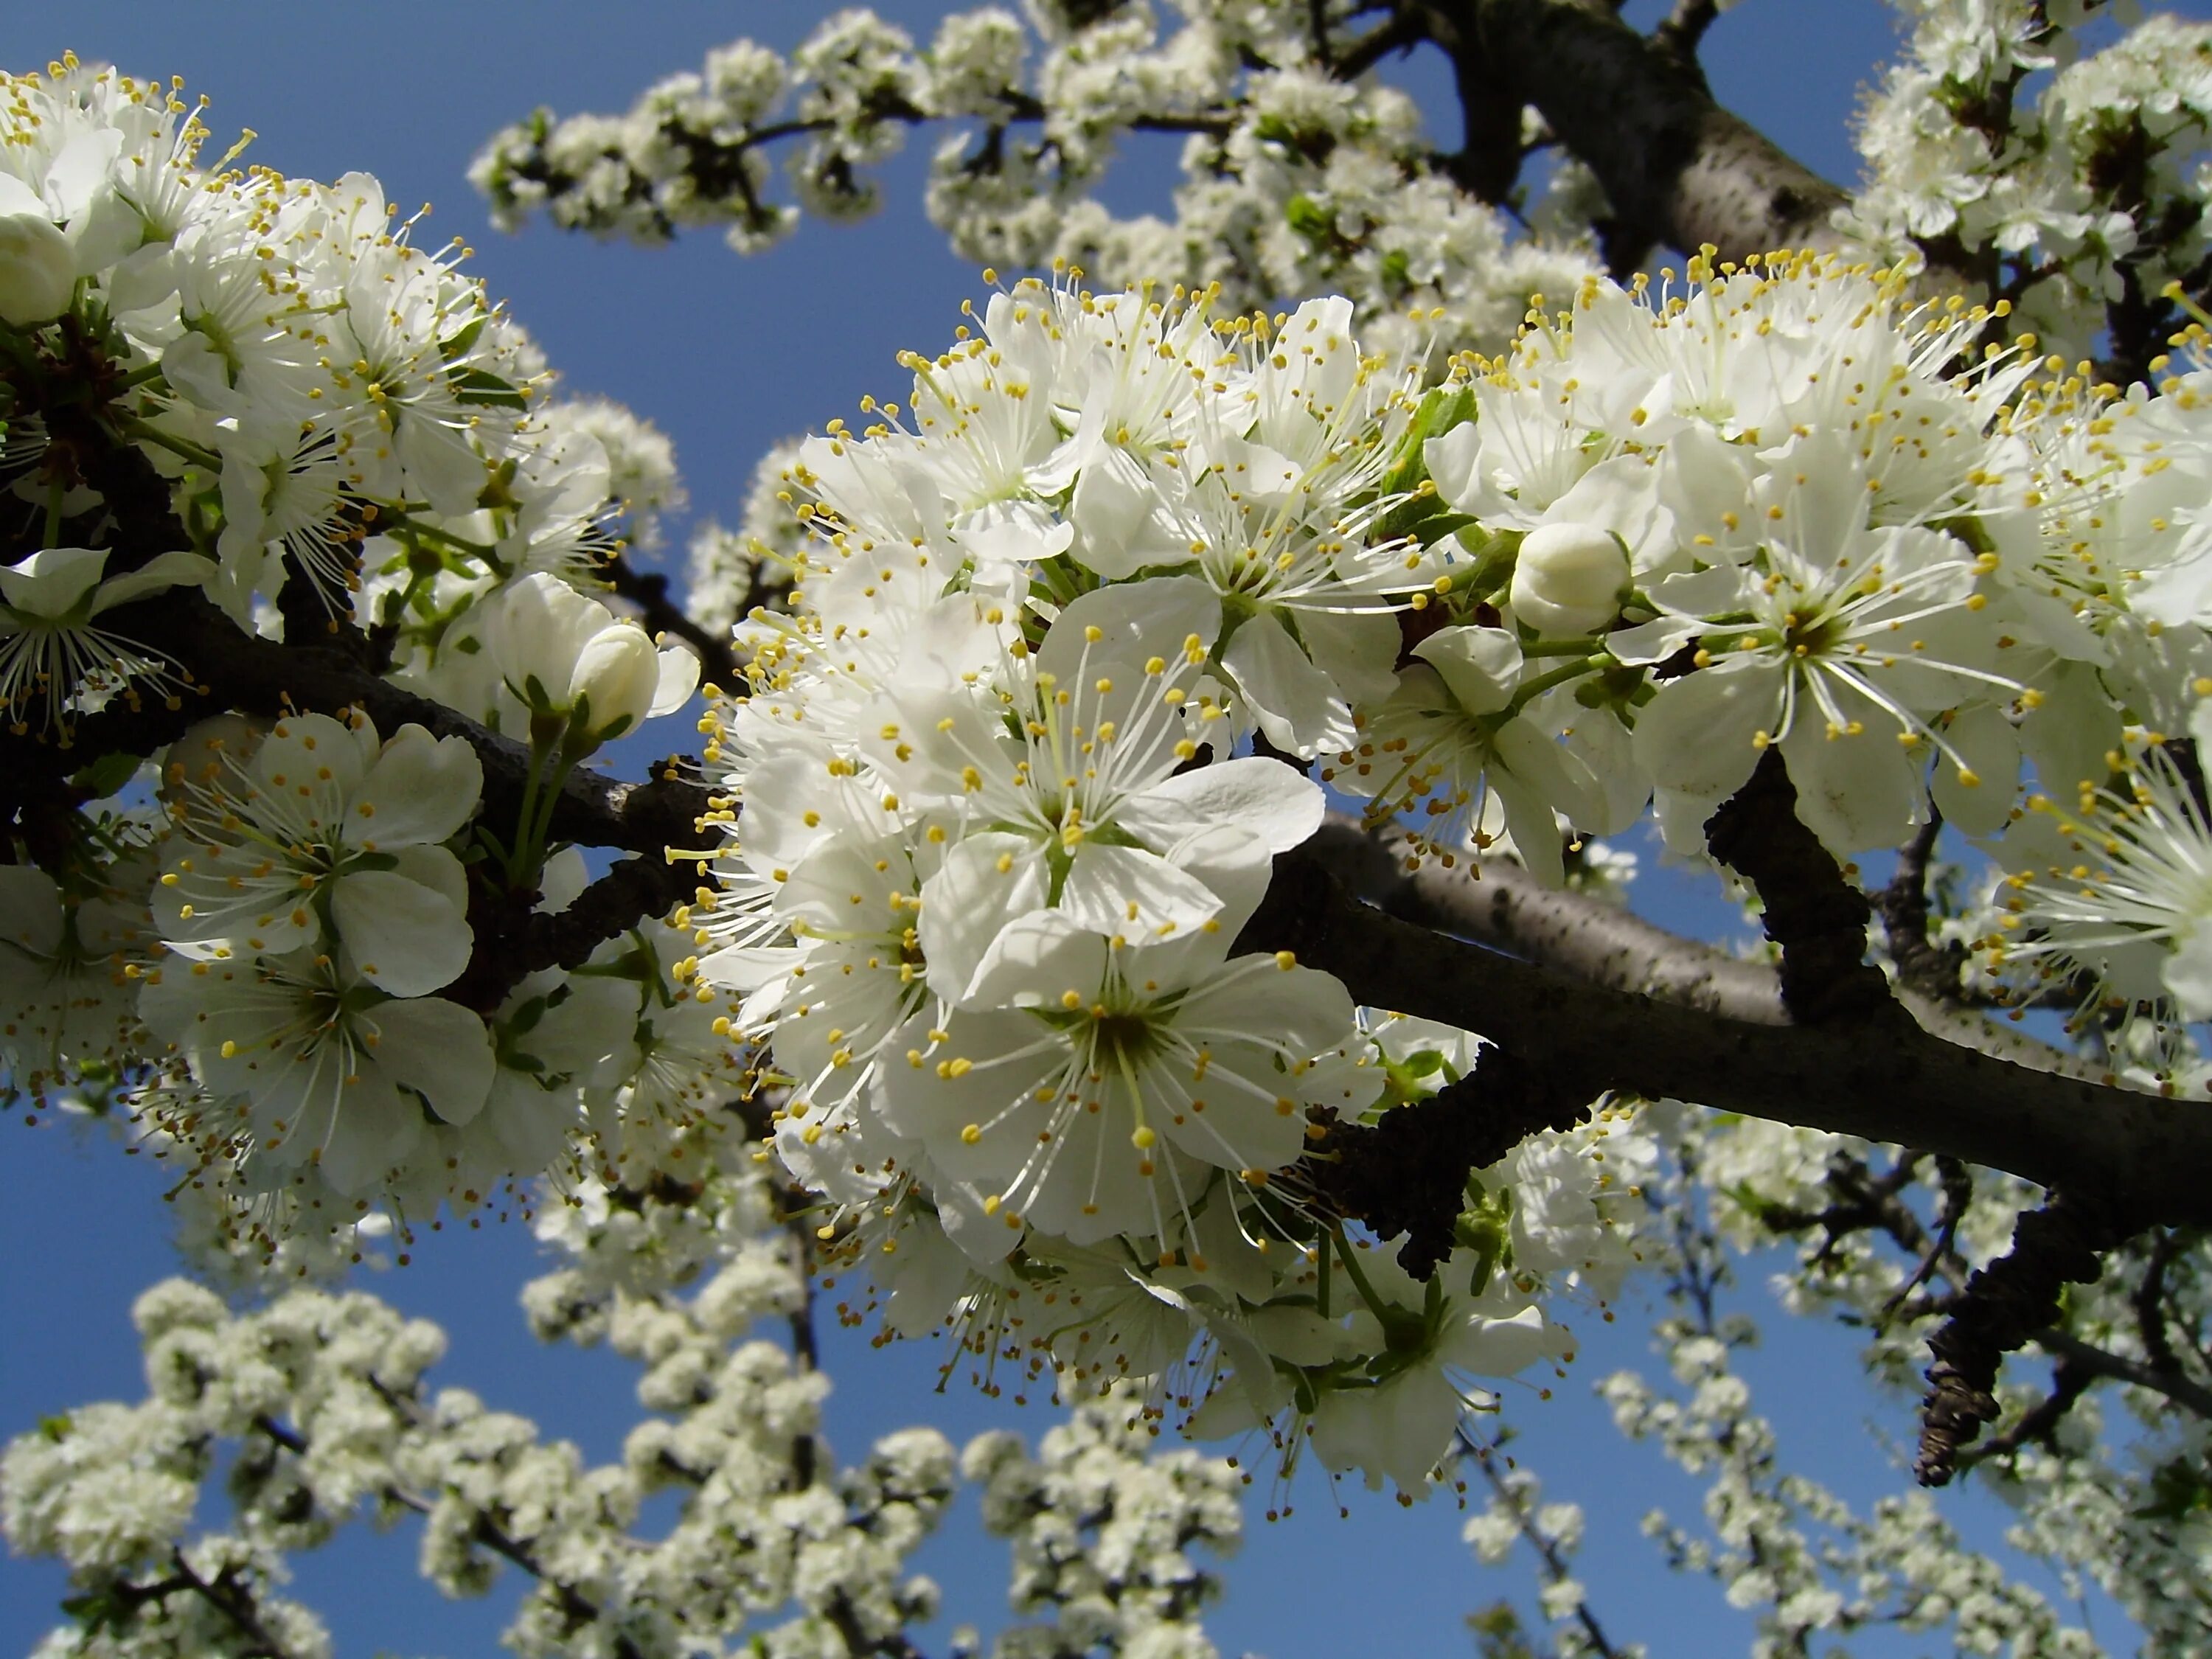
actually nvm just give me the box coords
[2030,1325,2212,1422]
[1873,814,1971,1004]
[1704,749,1896,1026]
[1918,1194,2123,1485]
[603,548,738,686]
[1413,3,1528,206]
[1239,847,2212,1231]
[1650,0,1721,64]
[1460,0,1848,265]
[1310,815,1785,1021]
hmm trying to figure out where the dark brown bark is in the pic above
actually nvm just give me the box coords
[1239,847,2212,1233]
[1917,1194,2121,1485]
[1463,0,1850,266]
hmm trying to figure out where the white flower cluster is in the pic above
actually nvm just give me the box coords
[0,59,737,1230]
[0,1126,1250,1659]
[964,1403,1241,1659]
[470,4,1600,358]
[1679,1102,2212,1653]
[1601,1336,2102,1658]
[682,272,1697,1491]
[1848,0,2205,365]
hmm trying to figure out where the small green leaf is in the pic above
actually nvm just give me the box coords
[451,367,526,410]
[1285,194,1334,244]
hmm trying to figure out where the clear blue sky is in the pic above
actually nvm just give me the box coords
[3,4,2197,1655]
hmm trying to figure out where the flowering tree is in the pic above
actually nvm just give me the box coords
[4,1,2212,1654]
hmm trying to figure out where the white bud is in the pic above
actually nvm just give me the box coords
[569,619,661,740]
[479,572,611,712]
[0,209,74,327]
[1509,521,1630,638]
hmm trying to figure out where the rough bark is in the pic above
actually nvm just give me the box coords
[1239,846,2212,1231]
[1461,0,1851,265]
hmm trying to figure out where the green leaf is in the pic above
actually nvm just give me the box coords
[439,312,487,361]
[451,367,526,410]
[1285,194,1334,245]
[72,749,143,800]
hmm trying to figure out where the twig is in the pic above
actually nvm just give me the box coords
[602,548,738,686]
[251,1412,648,1659]
[2031,1325,2212,1422]
[1455,1423,1627,1659]
[166,1550,298,1659]
[1874,814,1970,1003]
[1882,1156,1974,1321]
[2133,1229,2185,1376]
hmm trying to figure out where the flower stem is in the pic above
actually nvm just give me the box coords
[1504,655,1607,717]
[119,417,222,472]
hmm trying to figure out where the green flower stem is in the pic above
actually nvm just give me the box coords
[1329,1226,1398,1328]
[1504,655,1609,717]
[383,512,496,561]
[119,417,222,473]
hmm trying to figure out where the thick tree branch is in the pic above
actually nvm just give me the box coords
[1458,0,1849,265]
[1413,4,1528,206]
[1311,815,1785,1021]
[1240,847,2212,1231]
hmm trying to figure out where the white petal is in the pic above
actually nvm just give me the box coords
[352,726,483,848]
[331,860,473,996]
[1058,842,1226,942]
[368,995,495,1127]
[1116,757,1323,855]
[1041,576,1221,684]
[1779,723,1921,856]
[918,832,1051,1004]
[1632,664,1775,807]
[1413,625,1522,717]
[1930,703,2020,838]
[648,644,700,717]
[1298,606,1402,706]
[957,907,1107,1012]
[1221,613,1354,756]
[0,546,107,616]
[0,865,63,959]
[1445,1303,1572,1378]
[88,550,215,611]
[2163,925,2212,1021]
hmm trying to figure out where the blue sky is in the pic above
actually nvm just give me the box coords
[3,4,2199,1655]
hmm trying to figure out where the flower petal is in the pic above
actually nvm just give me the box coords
[368,995,495,1127]
[1116,757,1323,855]
[352,724,484,848]
[331,858,473,996]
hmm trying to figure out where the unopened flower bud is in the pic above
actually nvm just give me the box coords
[1509,522,1630,638]
[569,620,660,740]
[0,209,74,327]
